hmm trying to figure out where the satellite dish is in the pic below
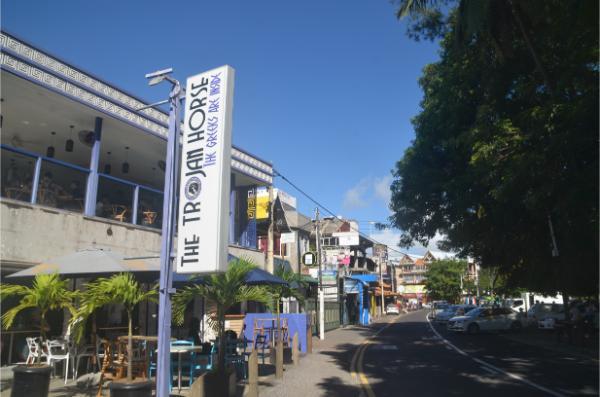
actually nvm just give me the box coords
[78,130,95,147]
[157,160,166,172]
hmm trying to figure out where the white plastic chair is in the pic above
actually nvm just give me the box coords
[73,343,96,380]
[45,339,70,383]
[25,337,47,364]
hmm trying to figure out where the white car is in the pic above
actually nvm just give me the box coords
[386,304,400,315]
[435,305,476,323]
[527,303,565,329]
[447,307,523,334]
[431,302,450,319]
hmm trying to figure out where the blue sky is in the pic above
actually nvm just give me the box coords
[2,0,440,255]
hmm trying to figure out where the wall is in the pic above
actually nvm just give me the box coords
[1,199,266,272]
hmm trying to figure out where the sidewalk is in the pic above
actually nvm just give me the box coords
[0,316,397,397]
[255,315,396,397]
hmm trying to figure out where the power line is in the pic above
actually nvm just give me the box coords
[273,168,411,258]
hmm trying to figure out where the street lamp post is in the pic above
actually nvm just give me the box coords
[143,68,183,397]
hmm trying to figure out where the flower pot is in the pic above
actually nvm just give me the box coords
[108,379,154,397]
[11,365,52,397]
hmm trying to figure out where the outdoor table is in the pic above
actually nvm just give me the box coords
[156,345,204,392]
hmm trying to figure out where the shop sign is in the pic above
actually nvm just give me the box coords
[176,65,235,273]
[302,252,316,266]
[247,187,256,220]
[280,232,295,244]
[256,186,269,219]
[333,232,359,246]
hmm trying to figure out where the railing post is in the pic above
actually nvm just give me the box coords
[30,156,42,204]
[132,185,139,225]
[84,117,103,216]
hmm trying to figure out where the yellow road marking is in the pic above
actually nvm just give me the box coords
[350,314,404,396]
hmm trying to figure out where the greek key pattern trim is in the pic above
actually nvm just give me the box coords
[1,33,169,126]
[1,52,168,137]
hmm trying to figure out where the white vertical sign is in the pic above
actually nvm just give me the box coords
[176,65,234,273]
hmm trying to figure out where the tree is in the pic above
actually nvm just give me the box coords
[75,273,157,381]
[424,259,467,303]
[390,0,599,296]
[172,258,270,374]
[1,273,77,356]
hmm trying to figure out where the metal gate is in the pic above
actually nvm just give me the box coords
[305,298,341,335]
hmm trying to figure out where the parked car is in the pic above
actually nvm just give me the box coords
[431,301,450,319]
[386,304,400,315]
[527,303,565,329]
[435,305,476,323]
[502,298,526,313]
[447,307,523,334]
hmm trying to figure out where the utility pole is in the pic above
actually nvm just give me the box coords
[266,185,274,274]
[315,208,325,340]
[379,249,385,316]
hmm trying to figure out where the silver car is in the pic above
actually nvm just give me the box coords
[435,305,476,323]
[447,307,523,334]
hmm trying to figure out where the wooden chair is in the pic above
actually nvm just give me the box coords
[142,210,157,225]
[112,205,128,222]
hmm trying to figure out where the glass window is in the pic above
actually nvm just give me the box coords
[96,175,134,223]
[1,149,35,202]
[37,160,87,212]
[137,188,162,229]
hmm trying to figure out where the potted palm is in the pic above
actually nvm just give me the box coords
[1,273,77,397]
[269,266,307,369]
[172,258,270,396]
[74,273,157,397]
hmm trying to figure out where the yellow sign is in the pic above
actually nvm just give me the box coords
[402,285,426,294]
[256,188,269,219]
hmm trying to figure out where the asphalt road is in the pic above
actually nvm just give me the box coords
[359,310,599,397]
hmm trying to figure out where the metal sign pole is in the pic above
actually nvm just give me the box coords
[156,80,182,397]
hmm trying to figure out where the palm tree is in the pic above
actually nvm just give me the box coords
[268,266,307,354]
[172,258,270,374]
[74,273,157,381]
[1,273,77,361]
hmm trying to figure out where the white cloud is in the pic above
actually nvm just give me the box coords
[368,229,453,258]
[342,178,370,210]
[343,174,393,211]
[373,175,393,205]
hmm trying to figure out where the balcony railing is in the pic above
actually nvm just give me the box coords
[1,145,162,229]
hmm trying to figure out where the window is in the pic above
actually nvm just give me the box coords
[37,160,87,212]
[96,176,134,223]
[137,188,162,229]
[1,148,35,202]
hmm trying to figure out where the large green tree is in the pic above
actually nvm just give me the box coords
[390,0,598,296]
[424,259,467,303]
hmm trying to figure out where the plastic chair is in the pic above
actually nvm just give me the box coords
[225,339,246,379]
[191,342,215,383]
[254,334,269,364]
[25,337,47,364]
[45,339,70,383]
[73,343,96,380]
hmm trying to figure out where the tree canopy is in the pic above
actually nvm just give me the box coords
[390,0,598,296]
[424,259,467,303]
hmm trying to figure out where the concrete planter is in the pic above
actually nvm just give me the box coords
[191,369,236,397]
[108,379,154,397]
[11,365,52,397]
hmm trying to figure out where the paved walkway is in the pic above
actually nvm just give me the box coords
[257,315,397,397]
